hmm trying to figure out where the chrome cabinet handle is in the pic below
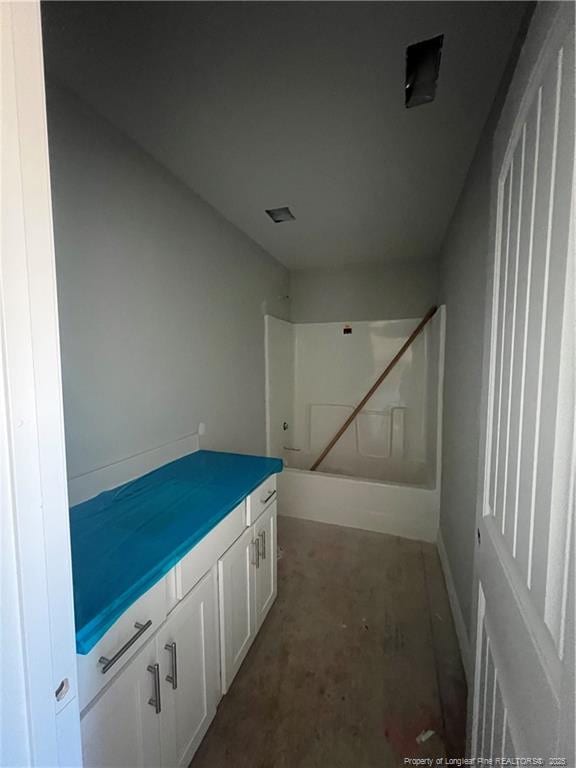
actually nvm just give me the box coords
[252,538,260,569]
[147,663,161,713]
[260,490,276,505]
[259,530,266,560]
[98,620,153,674]
[164,642,178,690]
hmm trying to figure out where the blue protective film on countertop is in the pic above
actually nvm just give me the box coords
[69,450,282,654]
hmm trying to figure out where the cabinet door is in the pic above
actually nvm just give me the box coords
[81,636,162,768]
[157,568,220,768]
[255,501,277,631]
[218,526,256,693]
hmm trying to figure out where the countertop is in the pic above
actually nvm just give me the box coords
[69,450,282,654]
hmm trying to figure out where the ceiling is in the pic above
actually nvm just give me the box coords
[41,2,527,270]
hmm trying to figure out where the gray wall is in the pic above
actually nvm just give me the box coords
[438,6,533,644]
[290,260,439,323]
[438,142,492,640]
[46,82,289,481]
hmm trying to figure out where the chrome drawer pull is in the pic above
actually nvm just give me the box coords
[260,490,276,505]
[98,619,153,674]
[252,538,260,569]
[147,663,161,714]
[259,530,266,560]
[164,642,178,690]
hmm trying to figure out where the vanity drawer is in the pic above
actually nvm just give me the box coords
[246,476,277,526]
[175,501,245,601]
[77,577,168,712]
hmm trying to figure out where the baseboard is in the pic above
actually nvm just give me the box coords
[436,530,472,685]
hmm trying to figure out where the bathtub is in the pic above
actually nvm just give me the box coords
[277,451,440,543]
[282,448,430,485]
[266,308,445,543]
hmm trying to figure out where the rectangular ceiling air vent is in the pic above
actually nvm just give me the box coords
[405,34,444,109]
[266,206,295,223]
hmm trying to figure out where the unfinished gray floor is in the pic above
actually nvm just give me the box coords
[192,517,467,768]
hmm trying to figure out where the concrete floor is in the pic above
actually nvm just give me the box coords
[192,517,467,768]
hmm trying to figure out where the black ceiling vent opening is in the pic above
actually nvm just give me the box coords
[405,34,444,109]
[266,206,295,223]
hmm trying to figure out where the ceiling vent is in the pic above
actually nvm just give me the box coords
[266,206,295,223]
[405,34,444,109]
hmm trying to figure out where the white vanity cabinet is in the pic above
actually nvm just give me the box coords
[218,498,277,693]
[218,526,256,693]
[81,631,163,768]
[157,568,220,768]
[246,474,276,525]
[78,474,279,768]
[81,569,220,768]
[77,577,168,712]
[254,501,277,630]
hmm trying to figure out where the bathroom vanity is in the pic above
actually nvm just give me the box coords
[70,450,281,768]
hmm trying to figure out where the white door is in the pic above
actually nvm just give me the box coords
[158,569,220,768]
[1,2,82,764]
[255,503,278,630]
[218,527,256,693]
[81,638,162,768]
[473,3,575,761]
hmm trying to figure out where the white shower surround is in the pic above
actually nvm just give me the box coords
[265,308,446,542]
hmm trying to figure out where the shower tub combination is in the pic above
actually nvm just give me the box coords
[265,308,445,542]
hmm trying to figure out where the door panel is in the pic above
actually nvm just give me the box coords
[81,638,162,768]
[476,521,561,756]
[474,5,574,760]
[158,568,219,768]
[255,502,277,630]
[475,595,514,759]
[218,527,256,693]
